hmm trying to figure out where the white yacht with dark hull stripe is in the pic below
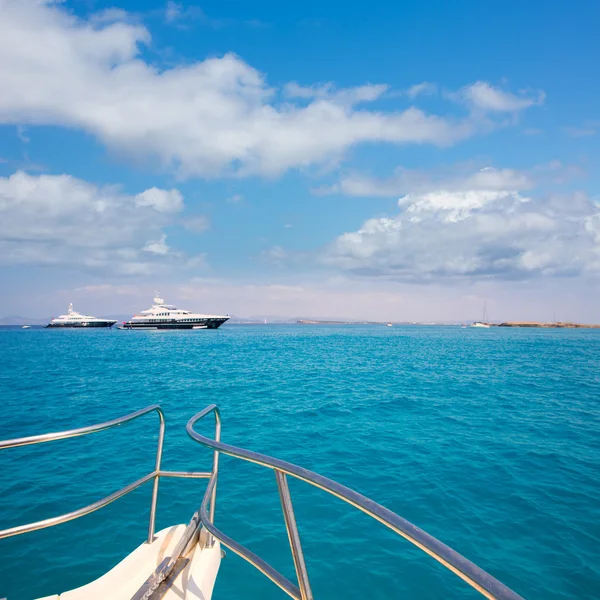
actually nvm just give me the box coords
[120,295,229,330]
[46,304,117,328]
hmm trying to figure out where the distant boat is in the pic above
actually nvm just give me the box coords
[21,325,31,329]
[471,300,491,328]
[386,322,393,327]
[45,303,117,328]
[119,294,228,330]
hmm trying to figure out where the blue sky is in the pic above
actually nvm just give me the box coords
[1,0,599,321]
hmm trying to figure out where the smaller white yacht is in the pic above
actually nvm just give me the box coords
[46,304,117,328]
[120,294,229,330]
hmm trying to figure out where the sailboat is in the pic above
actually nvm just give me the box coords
[471,301,491,328]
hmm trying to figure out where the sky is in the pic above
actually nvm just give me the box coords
[1,0,600,322]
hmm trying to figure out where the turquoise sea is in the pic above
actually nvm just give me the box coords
[0,325,599,599]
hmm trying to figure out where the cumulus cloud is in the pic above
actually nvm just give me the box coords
[283,82,390,105]
[0,170,188,274]
[134,187,183,212]
[165,1,184,23]
[16,125,30,143]
[319,166,534,197]
[163,1,206,28]
[399,189,526,223]
[322,180,600,281]
[452,81,545,113]
[185,253,208,269]
[143,234,170,255]
[316,163,582,198]
[0,2,537,179]
[260,245,288,265]
[405,82,437,98]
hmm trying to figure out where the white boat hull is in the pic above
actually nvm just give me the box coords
[37,525,221,600]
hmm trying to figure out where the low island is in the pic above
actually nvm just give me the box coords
[494,322,600,329]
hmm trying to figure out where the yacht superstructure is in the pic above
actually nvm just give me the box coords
[45,304,117,328]
[120,295,229,330]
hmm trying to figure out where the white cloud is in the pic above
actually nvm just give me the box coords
[323,184,600,281]
[318,165,535,197]
[562,125,597,138]
[400,189,526,223]
[0,170,188,273]
[406,82,437,98]
[453,81,545,112]
[226,194,243,204]
[283,82,389,105]
[16,125,30,143]
[163,1,205,27]
[260,245,288,264]
[89,8,135,26]
[135,187,183,212]
[0,2,536,179]
[165,1,183,23]
[143,234,170,255]
[185,253,208,269]
[75,283,139,296]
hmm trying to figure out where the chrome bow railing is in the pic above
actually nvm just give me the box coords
[0,405,526,600]
[0,405,210,544]
[187,404,525,600]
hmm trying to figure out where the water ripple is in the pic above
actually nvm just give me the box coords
[0,325,599,599]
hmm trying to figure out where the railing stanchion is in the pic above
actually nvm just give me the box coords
[187,405,525,600]
[205,408,221,547]
[275,470,313,600]
[147,410,165,543]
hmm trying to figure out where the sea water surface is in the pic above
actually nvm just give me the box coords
[0,325,599,599]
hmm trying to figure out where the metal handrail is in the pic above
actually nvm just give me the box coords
[187,404,525,600]
[0,405,210,545]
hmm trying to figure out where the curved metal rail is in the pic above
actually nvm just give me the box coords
[0,405,210,544]
[187,404,524,600]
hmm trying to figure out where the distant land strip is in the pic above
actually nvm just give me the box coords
[494,322,600,328]
[296,320,600,328]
